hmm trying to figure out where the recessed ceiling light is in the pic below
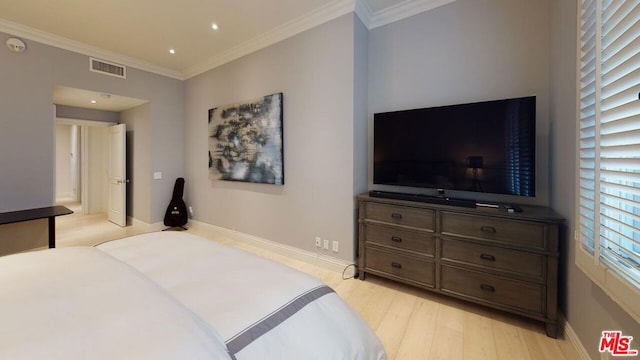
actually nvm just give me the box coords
[211,23,219,30]
[90,100,97,104]
[169,49,176,54]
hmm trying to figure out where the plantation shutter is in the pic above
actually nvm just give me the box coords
[578,0,640,291]
[598,0,640,287]
[578,0,599,257]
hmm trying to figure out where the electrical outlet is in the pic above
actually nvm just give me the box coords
[323,239,329,250]
[315,237,322,248]
[332,240,339,253]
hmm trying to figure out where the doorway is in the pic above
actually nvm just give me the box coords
[55,119,112,217]
[53,85,148,231]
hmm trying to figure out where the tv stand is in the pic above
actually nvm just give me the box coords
[357,193,564,337]
[368,190,476,208]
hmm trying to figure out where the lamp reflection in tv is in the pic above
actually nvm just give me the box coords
[467,156,484,192]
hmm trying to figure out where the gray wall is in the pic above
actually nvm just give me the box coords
[549,1,640,359]
[367,0,639,357]
[354,16,369,197]
[3,1,639,355]
[184,14,359,262]
[0,31,184,223]
[368,0,551,207]
[354,16,369,254]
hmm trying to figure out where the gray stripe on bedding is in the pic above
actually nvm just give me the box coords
[225,285,335,358]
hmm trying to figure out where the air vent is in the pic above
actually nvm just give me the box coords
[89,57,126,79]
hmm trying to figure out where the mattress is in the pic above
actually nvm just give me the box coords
[0,231,386,359]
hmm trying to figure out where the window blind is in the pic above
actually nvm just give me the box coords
[579,0,599,256]
[599,0,640,288]
[578,0,640,291]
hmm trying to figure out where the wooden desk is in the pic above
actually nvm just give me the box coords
[0,206,73,248]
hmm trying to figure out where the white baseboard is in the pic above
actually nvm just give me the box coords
[188,220,355,276]
[561,314,591,360]
[127,217,165,232]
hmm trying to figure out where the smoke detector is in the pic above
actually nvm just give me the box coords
[6,37,26,53]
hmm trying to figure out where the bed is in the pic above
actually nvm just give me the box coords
[0,232,386,359]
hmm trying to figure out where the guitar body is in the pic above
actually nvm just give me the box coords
[164,178,188,228]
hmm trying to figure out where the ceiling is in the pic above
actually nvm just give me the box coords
[53,85,148,112]
[1,0,454,111]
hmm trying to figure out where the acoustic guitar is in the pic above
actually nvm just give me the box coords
[163,177,188,230]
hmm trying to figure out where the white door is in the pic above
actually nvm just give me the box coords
[108,124,126,226]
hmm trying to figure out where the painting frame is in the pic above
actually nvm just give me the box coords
[208,93,284,185]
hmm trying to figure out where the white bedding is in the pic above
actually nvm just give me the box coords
[0,246,231,359]
[98,232,386,360]
[0,231,385,359]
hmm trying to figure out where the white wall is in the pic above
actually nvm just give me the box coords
[69,125,79,201]
[184,14,359,262]
[121,103,152,223]
[368,0,551,206]
[86,126,109,213]
[55,124,73,200]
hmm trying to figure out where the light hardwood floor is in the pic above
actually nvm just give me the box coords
[55,204,582,360]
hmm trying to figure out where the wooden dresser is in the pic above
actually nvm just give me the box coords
[357,193,564,338]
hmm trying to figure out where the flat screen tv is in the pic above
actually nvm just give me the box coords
[373,96,536,198]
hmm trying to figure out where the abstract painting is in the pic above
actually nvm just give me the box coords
[208,93,284,185]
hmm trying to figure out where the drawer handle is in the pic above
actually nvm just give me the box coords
[391,213,403,220]
[480,253,496,261]
[480,226,497,234]
[391,262,402,269]
[480,284,496,292]
[391,236,403,243]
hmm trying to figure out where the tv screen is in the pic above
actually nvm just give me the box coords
[373,96,536,197]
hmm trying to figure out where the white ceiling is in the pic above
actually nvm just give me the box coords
[1,0,454,111]
[53,85,148,112]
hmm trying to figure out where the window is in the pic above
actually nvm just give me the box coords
[577,0,640,322]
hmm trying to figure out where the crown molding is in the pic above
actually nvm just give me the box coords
[0,18,184,80]
[1,0,454,81]
[185,0,455,77]
[184,0,357,78]
[367,0,456,29]
[354,0,374,29]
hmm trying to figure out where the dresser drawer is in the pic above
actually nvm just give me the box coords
[364,224,435,256]
[441,238,544,279]
[441,212,546,248]
[365,247,434,286]
[365,202,434,230]
[440,265,544,315]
